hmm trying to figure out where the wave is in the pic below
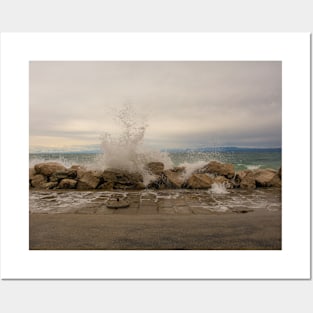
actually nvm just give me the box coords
[209,183,229,194]
[246,165,261,170]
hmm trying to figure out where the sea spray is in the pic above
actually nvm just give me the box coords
[179,160,208,180]
[209,182,229,194]
[97,104,173,183]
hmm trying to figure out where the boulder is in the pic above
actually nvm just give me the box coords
[101,169,144,189]
[42,182,58,189]
[58,178,77,189]
[34,162,66,177]
[269,174,281,188]
[30,174,47,188]
[213,176,233,189]
[145,162,164,175]
[163,167,186,188]
[49,170,76,182]
[98,181,114,190]
[77,171,102,189]
[199,161,235,179]
[235,170,246,182]
[29,168,36,187]
[70,165,86,178]
[238,171,256,189]
[278,167,282,179]
[29,168,36,179]
[186,173,214,189]
[254,169,277,187]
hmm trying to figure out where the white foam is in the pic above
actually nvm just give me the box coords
[210,183,229,194]
[246,165,261,170]
[211,205,229,212]
[178,160,208,179]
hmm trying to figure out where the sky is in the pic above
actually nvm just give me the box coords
[29,61,281,152]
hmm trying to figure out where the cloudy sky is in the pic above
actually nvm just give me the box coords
[29,61,281,152]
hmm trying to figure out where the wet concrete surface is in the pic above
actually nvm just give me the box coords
[29,188,281,250]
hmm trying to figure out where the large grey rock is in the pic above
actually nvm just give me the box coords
[186,174,214,189]
[42,182,58,189]
[269,174,281,188]
[254,169,277,187]
[77,171,102,189]
[98,181,114,190]
[58,178,77,189]
[145,162,164,175]
[199,161,235,179]
[30,174,47,188]
[238,171,256,189]
[29,168,36,187]
[34,162,66,177]
[49,170,77,182]
[163,168,186,188]
[278,167,281,179]
[70,165,86,179]
[101,169,144,189]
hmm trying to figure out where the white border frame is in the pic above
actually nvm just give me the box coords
[0,33,311,279]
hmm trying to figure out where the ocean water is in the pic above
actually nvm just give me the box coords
[29,148,281,172]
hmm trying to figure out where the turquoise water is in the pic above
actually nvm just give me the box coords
[168,149,281,170]
[29,148,281,171]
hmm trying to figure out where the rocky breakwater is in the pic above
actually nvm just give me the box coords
[29,161,281,190]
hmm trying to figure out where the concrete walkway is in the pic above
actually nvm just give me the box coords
[29,189,281,250]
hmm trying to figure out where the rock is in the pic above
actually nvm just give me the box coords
[254,169,277,187]
[29,168,36,179]
[42,182,58,189]
[66,169,77,179]
[30,174,47,188]
[102,169,144,189]
[70,165,86,178]
[145,162,164,175]
[98,182,114,190]
[239,171,256,189]
[50,170,77,182]
[163,168,186,188]
[147,167,185,189]
[77,171,102,189]
[134,182,146,190]
[186,173,214,189]
[58,178,77,189]
[199,161,235,179]
[278,167,282,179]
[29,168,36,187]
[34,162,67,177]
[269,174,281,188]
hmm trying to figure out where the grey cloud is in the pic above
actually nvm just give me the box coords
[30,61,281,149]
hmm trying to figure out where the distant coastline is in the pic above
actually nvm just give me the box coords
[29,146,282,155]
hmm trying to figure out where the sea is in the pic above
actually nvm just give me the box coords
[29,147,281,172]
